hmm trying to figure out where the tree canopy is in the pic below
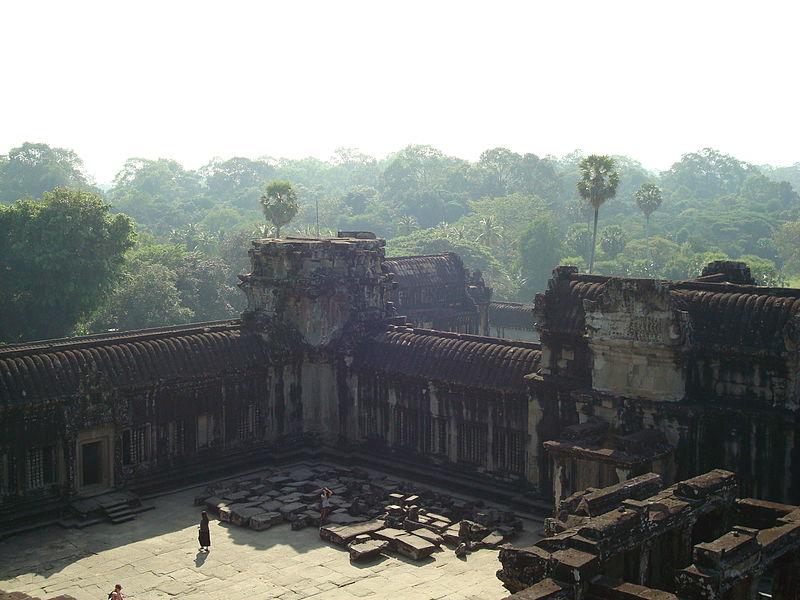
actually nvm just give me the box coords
[260,181,299,237]
[0,188,135,342]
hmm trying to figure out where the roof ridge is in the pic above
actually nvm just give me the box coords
[0,320,241,358]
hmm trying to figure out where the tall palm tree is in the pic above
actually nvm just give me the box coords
[577,155,620,273]
[260,181,299,237]
[634,182,663,259]
[476,216,503,249]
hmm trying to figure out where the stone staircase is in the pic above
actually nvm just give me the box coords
[63,490,154,529]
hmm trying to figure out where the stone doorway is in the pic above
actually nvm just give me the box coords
[76,426,114,493]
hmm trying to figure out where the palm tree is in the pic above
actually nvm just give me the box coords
[634,182,663,259]
[396,215,419,236]
[576,155,620,273]
[259,181,299,237]
[476,216,503,249]
[252,223,271,238]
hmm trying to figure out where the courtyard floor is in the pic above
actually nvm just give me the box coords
[0,470,542,600]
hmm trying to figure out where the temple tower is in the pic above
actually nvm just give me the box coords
[238,233,393,442]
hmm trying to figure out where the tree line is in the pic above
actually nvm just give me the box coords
[1,141,799,343]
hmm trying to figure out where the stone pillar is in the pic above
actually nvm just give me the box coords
[238,235,392,444]
[773,550,800,600]
[637,541,651,586]
[553,455,569,509]
[478,302,489,337]
[616,466,631,484]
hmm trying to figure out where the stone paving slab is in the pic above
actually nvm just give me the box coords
[0,470,541,600]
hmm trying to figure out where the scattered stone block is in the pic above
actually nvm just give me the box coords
[320,518,386,546]
[328,513,365,525]
[289,468,315,481]
[410,527,444,547]
[393,533,437,561]
[348,538,389,561]
[218,505,232,522]
[443,525,461,545]
[223,490,250,502]
[250,512,282,531]
[478,531,504,549]
[204,496,225,512]
[291,514,312,530]
[279,502,306,519]
[266,475,293,487]
[231,506,265,527]
[260,500,283,512]
[459,519,489,542]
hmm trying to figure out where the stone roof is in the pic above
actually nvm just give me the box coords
[354,326,540,392]
[0,321,268,405]
[671,282,800,351]
[382,253,467,290]
[489,301,535,330]
[536,266,800,352]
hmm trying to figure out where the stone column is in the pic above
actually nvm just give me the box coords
[637,541,652,586]
[553,455,569,509]
[615,466,631,484]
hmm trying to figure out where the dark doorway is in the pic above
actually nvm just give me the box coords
[82,441,102,486]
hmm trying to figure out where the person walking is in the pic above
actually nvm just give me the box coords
[198,510,211,552]
[109,584,124,600]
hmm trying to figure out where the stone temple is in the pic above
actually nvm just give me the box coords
[1,233,799,599]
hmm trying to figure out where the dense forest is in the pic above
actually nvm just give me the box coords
[1,141,800,343]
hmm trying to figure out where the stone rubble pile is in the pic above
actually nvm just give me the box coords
[194,464,523,561]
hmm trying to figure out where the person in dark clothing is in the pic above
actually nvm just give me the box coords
[199,510,211,551]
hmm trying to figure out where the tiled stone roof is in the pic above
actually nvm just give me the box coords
[0,321,268,405]
[489,302,535,330]
[537,268,800,352]
[354,326,540,392]
[383,253,467,290]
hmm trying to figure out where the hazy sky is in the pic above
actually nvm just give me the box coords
[2,0,798,183]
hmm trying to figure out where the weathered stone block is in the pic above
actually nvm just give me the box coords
[260,500,283,512]
[249,512,282,530]
[279,502,306,519]
[348,539,389,561]
[231,505,266,527]
[319,518,386,546]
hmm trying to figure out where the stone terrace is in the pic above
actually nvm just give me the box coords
[0,467,541,600]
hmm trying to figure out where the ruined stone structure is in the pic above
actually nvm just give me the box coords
[1,237,798,539]
[489,301,538,342]
[533,265,800,506]
[383,252,492,335]
[498,470,800,599]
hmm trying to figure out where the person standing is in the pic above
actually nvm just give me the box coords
[319,487,333,525]
[109,584,124,600]
[198,510,211,552]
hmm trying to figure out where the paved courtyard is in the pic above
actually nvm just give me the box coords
[0,478,541,600]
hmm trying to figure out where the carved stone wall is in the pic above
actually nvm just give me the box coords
[583,278,690,402]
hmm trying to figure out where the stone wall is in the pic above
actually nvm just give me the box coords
[498,470,800,600]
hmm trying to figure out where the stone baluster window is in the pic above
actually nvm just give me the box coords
[493,427,525,475]
[26,446,55,489]
[458,421,488,465]
[197,414,215,449]
[169,420,185,456]
[237,404,257,440]
[123,425,150,466]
